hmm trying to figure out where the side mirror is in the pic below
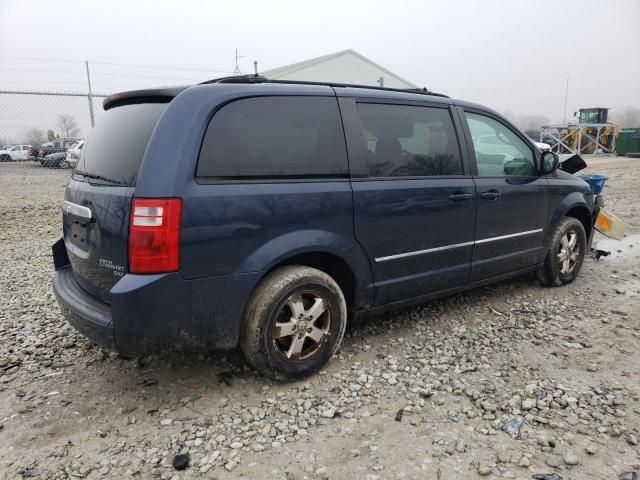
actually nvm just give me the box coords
[540,151,559,175]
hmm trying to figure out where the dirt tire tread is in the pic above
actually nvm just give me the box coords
[536,217,586,287]
[240,265,347,380]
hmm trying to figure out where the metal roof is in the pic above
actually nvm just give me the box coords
[261,49,418,89]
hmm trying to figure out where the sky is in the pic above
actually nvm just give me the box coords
[1,0,639,129]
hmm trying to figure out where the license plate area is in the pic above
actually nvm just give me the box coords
[70,218,90,251]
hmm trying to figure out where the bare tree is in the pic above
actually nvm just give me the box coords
[57,114,81,138]
[24,128,46,147]
[610,106,640,128]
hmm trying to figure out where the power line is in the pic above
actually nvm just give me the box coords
[91,60,233,74]
[0,56,233,74]
[91,71,201,82]
[0,80,87,85]
[0,67,203,82]
[0,56,83,64]
[0,68,86,75]
[0,80,140,89]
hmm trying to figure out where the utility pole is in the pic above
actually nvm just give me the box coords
[254,61,258,75]
[233,49,244,76]
[377,76,384,87]
[85,60,95,128]
[563,75,570,125]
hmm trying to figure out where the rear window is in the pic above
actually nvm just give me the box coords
[197,96,348,179]
[75,103,167,186]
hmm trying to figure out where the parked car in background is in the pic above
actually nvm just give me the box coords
[65,140,85,168]
[2,144,13,150]
[524,134,551,150]
[41,152,71,168]
[524,129,554,150]
[0,144,32,161]
[38,138,80,159]
[53,78,596,379]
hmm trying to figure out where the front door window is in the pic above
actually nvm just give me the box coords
[465,112,535,176]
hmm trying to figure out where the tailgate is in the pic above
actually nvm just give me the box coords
[63,182,134,298]
[62,102,168,300]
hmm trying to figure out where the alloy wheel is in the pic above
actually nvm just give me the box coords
[557,231,579,274]
[271,291,331,362]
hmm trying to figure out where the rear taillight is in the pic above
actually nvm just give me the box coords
[129,198,182,274]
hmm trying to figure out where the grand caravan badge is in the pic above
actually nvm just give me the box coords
[98,258,125,277]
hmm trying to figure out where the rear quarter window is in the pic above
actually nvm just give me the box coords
[197,96,348,179]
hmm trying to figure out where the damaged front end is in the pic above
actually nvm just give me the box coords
[559,153,627,248]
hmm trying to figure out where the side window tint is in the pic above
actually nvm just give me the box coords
[357,104,463,177]
[465,112,535,176]
[197,97,348,178]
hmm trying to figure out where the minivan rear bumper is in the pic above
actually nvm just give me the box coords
[53,266,117,350]
[53,241,261,356]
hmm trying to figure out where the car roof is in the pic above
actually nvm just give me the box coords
[103,76,506,121]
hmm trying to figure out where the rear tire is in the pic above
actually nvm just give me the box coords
[240,266,347,380]
[536,217,586,286]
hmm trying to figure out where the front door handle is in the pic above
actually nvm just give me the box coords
[480,190,501,201]
[448,193,473,202]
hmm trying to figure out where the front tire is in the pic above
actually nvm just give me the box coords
[240,266,347,380]
[536,217,586,286]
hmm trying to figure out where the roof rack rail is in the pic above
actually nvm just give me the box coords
[200,74,267,85]
[199,75,449,98]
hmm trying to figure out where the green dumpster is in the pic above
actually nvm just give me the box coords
[617,128,640,156]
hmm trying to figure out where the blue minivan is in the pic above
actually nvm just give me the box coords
[53,76,595,379]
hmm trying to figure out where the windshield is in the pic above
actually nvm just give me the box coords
[74,103,167,186]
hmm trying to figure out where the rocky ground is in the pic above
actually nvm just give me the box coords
[0,158,638,480]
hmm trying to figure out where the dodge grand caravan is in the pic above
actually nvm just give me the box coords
[53,76,596,379]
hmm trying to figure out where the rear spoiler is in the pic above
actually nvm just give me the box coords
[103,86,189,111]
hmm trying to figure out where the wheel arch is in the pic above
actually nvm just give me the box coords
[238,230,374,311]
[264,251,358,311]
[548,193,593,243]
[564,205,593,241]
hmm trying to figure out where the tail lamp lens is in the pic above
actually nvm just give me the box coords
[129,198,182,273]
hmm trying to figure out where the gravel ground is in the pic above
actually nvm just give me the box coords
[0,158,639,480]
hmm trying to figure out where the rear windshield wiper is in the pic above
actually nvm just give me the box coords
[74,169,123,186]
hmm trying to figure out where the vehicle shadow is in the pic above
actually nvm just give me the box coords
[91,272,539,393]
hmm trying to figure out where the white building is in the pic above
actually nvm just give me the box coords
[261,49,417,89]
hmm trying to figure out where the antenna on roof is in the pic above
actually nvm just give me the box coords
[233,48,245,76]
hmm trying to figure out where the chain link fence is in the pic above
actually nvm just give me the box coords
[0,90,108,148]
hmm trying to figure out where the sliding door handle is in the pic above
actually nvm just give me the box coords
[448,193,473,202]
[480,190,501,201]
